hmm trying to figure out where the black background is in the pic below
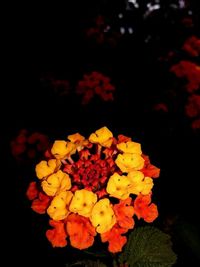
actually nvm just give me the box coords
[5,1,200,266]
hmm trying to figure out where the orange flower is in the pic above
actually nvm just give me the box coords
[46,220,67,247]
[66,214,96,250]
[101,224,128,253]
[113,198,135,230]
[26,181,38,200]
[141,155,160,178]
[134,194,158,223]
[31,192,51,214]
[142,203,158,223]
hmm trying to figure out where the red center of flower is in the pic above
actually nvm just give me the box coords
[63,147,117,197]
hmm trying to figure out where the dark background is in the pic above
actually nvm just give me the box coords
[6,1,200,266]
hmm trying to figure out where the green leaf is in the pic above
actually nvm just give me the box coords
[118,226,177,267]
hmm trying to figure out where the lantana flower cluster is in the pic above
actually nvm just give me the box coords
[170,40,200,130]
[11,129,49,161]
[170,60,200,93]
[26,126,160,253]
[154,35,200,131]
[76,71,115,105]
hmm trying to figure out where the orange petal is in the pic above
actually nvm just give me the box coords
[114,198,135,230]
[26,181,38,200]
[141,155,160,178]
[101,224,127,253]
[46,220,67,247]
[134,194,158,223]
[66,214,96,250]
[31,192,50,214]
[117,135,132,143]
[143,203,158,223]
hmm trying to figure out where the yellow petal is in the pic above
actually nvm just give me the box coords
[42,170,71,196]
[127,171,144,195]
[35,159,61,179]
[106,173,130,200]
[90,198,116,233]
[115,153,145,173]
[89,126,113,147]
[67,133,85,143]
[57,171,72,192]
[51,140,76,159]
[141,177,153,195]
[117,141,142,154]
[69,189,97,217]
[68,133,89,151]
[47,191,73,220]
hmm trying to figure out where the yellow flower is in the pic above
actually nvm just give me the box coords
[68,133,89,151]
[141,177,153,195]
[47,191,73,220]
[90,198,116,234]
[117,141,142,154]
[35,159,61,179]
[127,171,144,195]
[42,170,71,196]
[69,189,97,217]
[115,153,145,173]
[127,171,153,195]
[106,173,130,200]
[67,133,85,143]
[89,126,113,148]
[51,140,76,160]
